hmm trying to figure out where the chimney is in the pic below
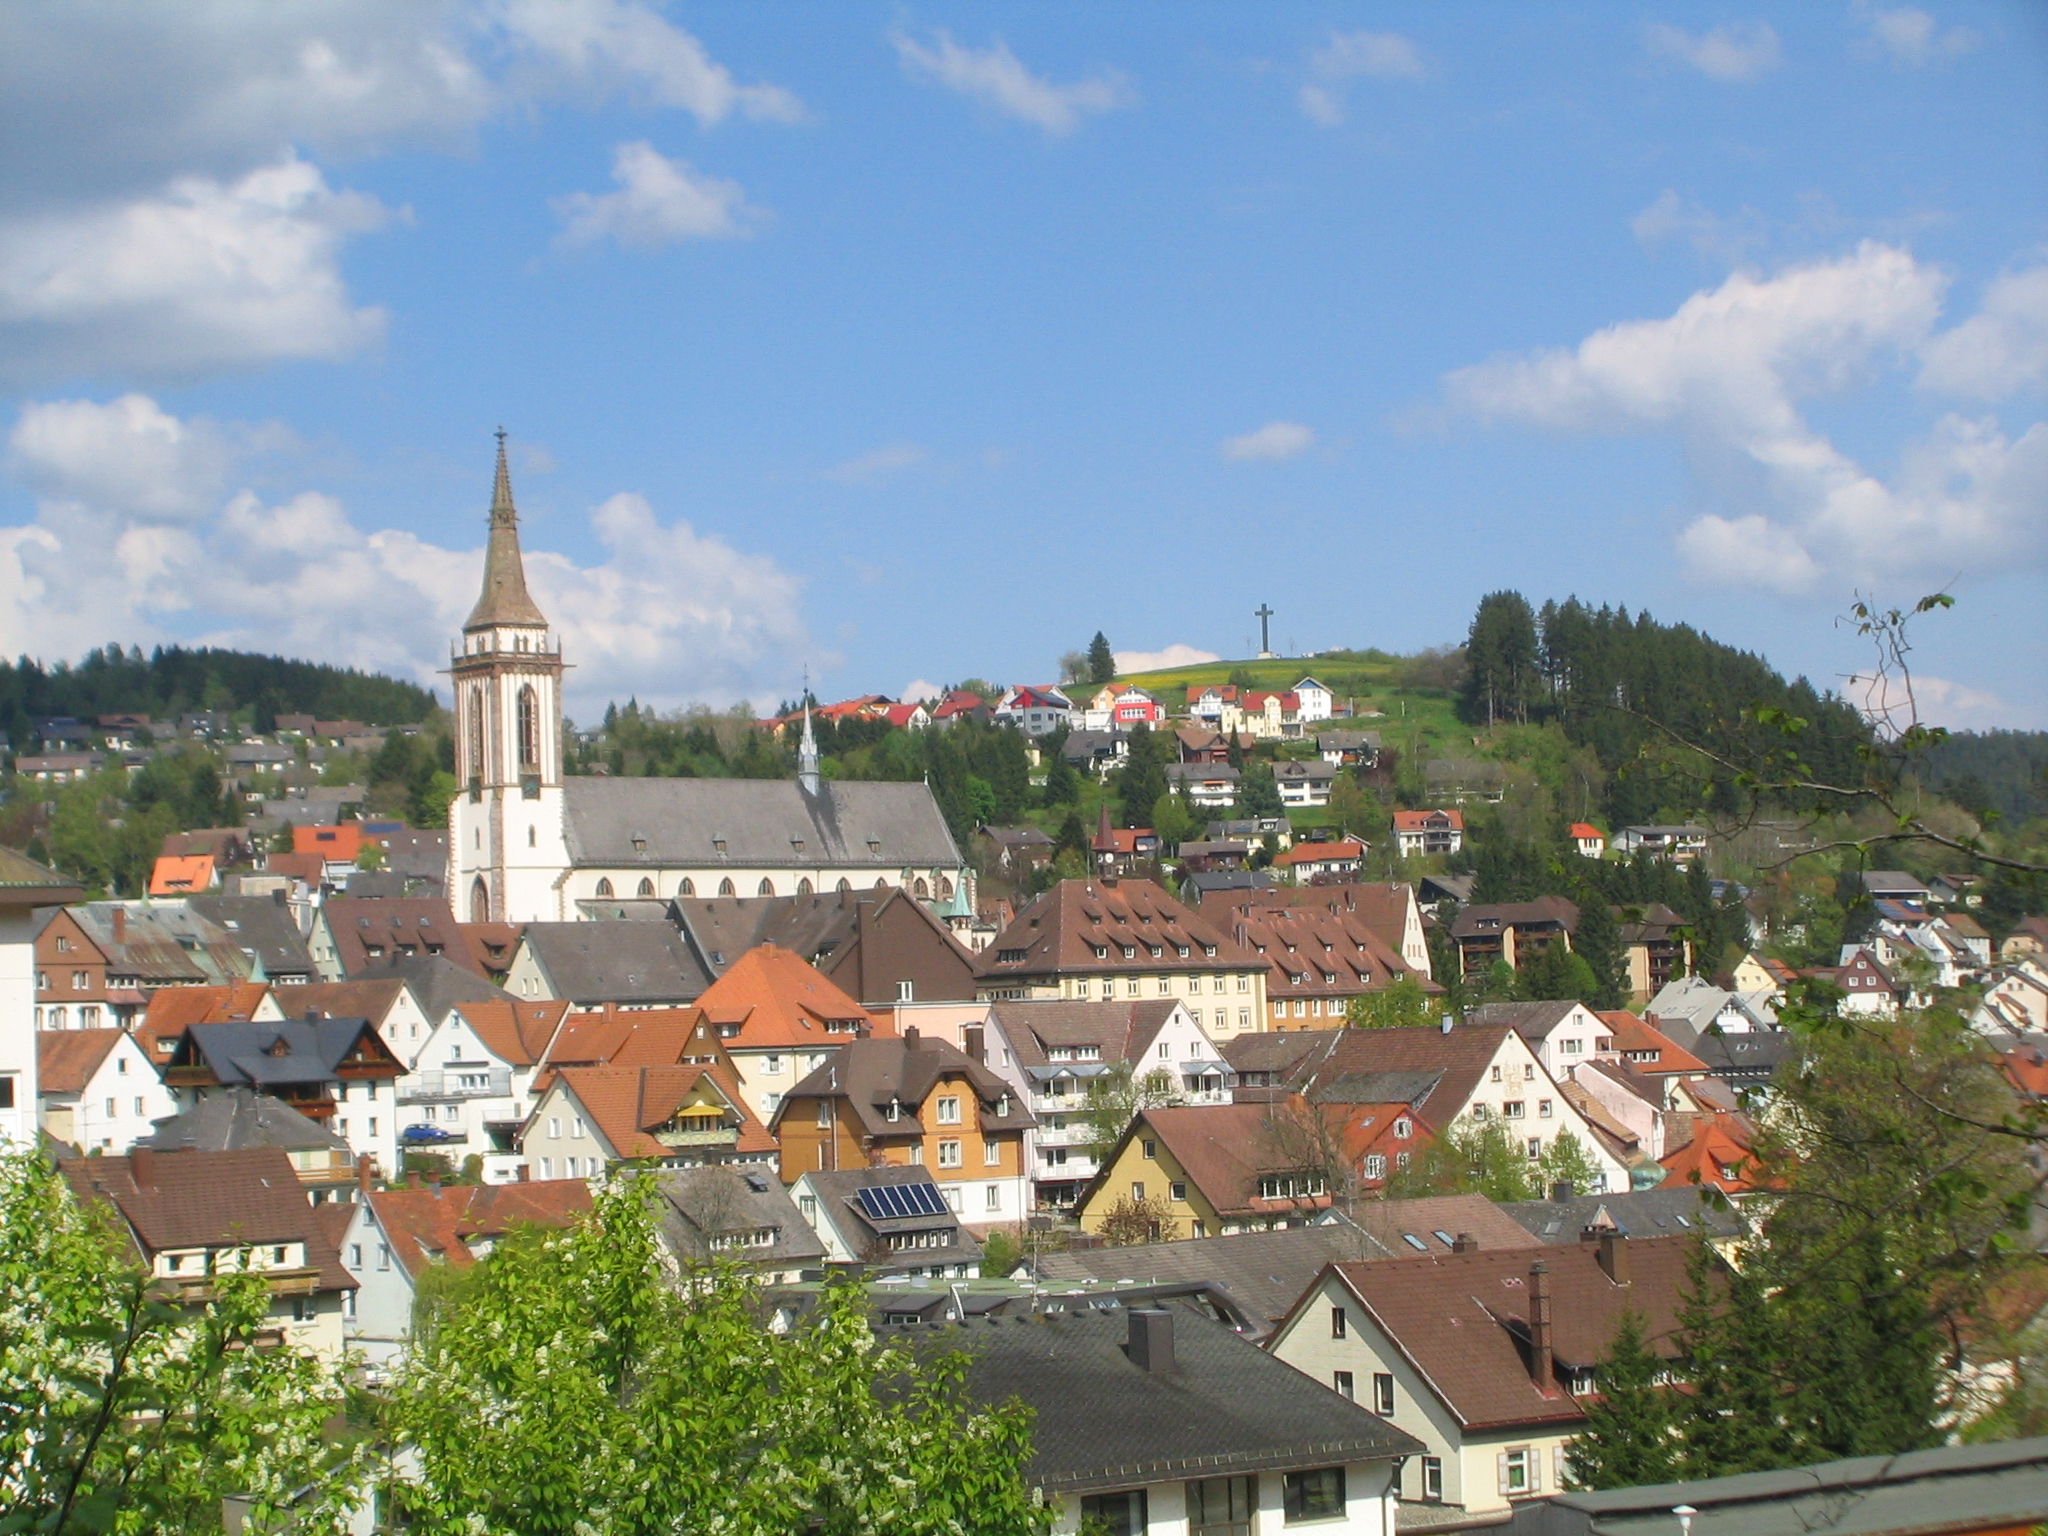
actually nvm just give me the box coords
[1528,1261,1554,1392]
[112,906,127,942]
[1551,1180,1575,1203]
[356,1153,374,1195]
[407,1169,423,1190]
[963,1025,986,1064]
[1451,1232,1478,1254]
[904,1025,919,1041]
[1598,1231,1631,1287]
[1127,1308,1176,1375]
[1580,1225,1603,1244]
[129,1146,155,1186]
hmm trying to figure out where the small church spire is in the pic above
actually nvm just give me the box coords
[797,673,821,795]
[1093,801,1119,882]
[465,427,548,630]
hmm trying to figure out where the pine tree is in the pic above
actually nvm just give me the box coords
[1118,724,1166,828]
[1673,1239,1792,1478]
[1087,632,1116,685]
[1041,749,1078,808]
[1572,899,1628,1009]
[1566,1310,1679,1491]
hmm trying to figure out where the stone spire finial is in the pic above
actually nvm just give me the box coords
[465,428,547,630]
[797,673,822,795]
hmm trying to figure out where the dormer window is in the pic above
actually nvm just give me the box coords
[631,836,647,854]
[1122,947,1136,960]
[1177,946,1189,959]
[712,837,726,854]
[1204,945,1216,958]
[1093,946,1108,960]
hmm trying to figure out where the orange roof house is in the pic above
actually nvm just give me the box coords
[1661,1112,1763,1195]
[148,854,217,896]
[362,1179,593,1278]
[293,824,363,863]
[690,944,885,1052]
[1595,1010,1711,1078]
[135,981,281,1063]
[528,1064,778,1167]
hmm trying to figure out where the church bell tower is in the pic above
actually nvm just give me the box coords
[447,431,568,923]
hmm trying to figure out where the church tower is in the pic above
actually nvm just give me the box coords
[447,432,569,923]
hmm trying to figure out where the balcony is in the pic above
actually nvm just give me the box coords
[1032,1122,1100,1149]
[654,1125,739,1149]
[400,1069,512,1103]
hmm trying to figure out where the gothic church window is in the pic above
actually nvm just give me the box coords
[517,685,539,767]
[637,878,655,896]
[596,878,614,897]
[758,879,775,897]
[719,878,736,897]
[468,690,484,780]
[679,878,695,896]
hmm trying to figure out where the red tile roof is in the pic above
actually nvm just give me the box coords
[454,999,571,1068]
[1392,809,1464,832]
[1569,823,1604,841]
[1274,840,1367,867]
[148,854,216,895]
[1594,1010,1710,1076]
[365,1180,592,1280]
[982,878,1262,980]
[1660,1112,1761,1194]
[137,981,275,1059]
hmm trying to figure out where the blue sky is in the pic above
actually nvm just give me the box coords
[1,2,2043,727]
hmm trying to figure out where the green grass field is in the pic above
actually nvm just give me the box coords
[1113,652,1471,759]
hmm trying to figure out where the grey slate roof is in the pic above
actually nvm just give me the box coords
[1035,1199,1542,1336]
[895,1306,1422,1495]
[1497,1186,1746,1246]
[139,1086,349,1154]
[185,895,317,980]
[173,1017,396,1088]
[518,920,715,1006]
[561,776,962,871]
[641,1165,827,1268]
[362,954,510,1025]
[804,1165,982,1269]
[1503,1435,2048,1536]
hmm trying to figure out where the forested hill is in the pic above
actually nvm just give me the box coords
[1921,731,2048,825]
[0,644,438,738]
[1462,593,1874,826]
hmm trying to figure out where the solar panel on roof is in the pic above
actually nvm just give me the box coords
[854,1180,949,1222]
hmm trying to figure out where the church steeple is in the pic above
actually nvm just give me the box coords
[797,682,822,795]
[465,428,547,630]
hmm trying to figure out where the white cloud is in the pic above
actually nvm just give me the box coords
[892,30,1131,135]
[1852,5,1978,67]
[0,1,800,382]
[1222,421,1316,462]
[1919,266,2048,399]
[825,443,928,484]
[0,157,388,381]
[495,0,803,124]
[1644,21,1783,82]
[900,679,941,703]
[1114,643,1221,673]
[552,141,757,250]
[0,395,811,714]
[1846,669,2014,731]
[1630,190,1769,264]
[1443,242,2048,594]
[1298,30,1423,126]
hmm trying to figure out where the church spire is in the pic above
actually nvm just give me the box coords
[797,676,821,794]
[465,427,548,630]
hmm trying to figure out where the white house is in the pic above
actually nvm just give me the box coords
[38,1029,176,1154]
[400,998,570,1181]
[1294,677,1336,723]
[2,854,82,1147]
[994,685,1075,737]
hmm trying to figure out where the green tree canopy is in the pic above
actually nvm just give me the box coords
[1086,632,1115,686]
[0,1150,362,1536]
[1565,1310,1679,1491]
[387,1179,1049,1536]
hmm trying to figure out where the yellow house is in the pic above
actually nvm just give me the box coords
[1078,1103,1333,1241]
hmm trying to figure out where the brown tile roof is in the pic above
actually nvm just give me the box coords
[454,998,570,1067]
[538,1005,705,1083]
[37,1028,125,1094]
[60,1146,354,1291]
[285,977,409,1027]
[552,1064,777,1160]
[772,1033,1035,1140]
[1318,1234,1702,1431]
[688,943,881,1050]
[1221,1023,1515,1130]
[1200,882,1419,964]
[459,921,524,974]
[1227,903,1431,1004]
[262,850,327,887]
[1450,895,1579,940]
[989,999,1185,1072]
[322,897,483,978]
[365,1180,592,1280]
[1122,1103,1334,1220]
[981,878,1261,980]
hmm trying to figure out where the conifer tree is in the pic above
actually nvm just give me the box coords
[1118,724,1166,828]
[1571,898,1628,1009]
[1565,1310,1679,1491]
[1086,632,1115,685]
[1673,1239,1791,1478]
